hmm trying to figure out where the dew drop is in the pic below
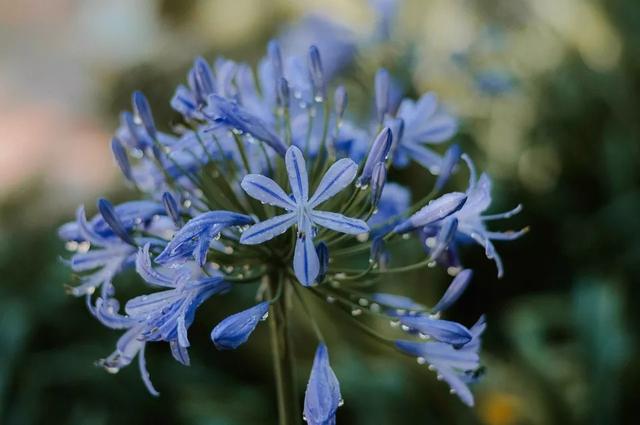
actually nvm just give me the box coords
[326,296,336,304]
[389,320,400,328]
[427,261,437,268]
[449,389,456,395]
[369,303,381,313]
[402,234,410,240]
[447,266,461,276]
[261,312,269,321]
[65,241,79,251]
[338,399,345,407]
[351,308,362,316]
[425,237,437,248]
[358,298,369,307]
[105,366,120,374]
[428,365,436,371]
[401,324,410,332]
[416,357,426,365]
[437,374,444,381]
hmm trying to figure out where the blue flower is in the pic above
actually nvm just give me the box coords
[211,301,270,350]
[240,146,368,285]
[391,92,458,173]
[93,299,159,396]
[129,245,231,352]
[156,211,254,266]
[424,156,527,277]
[62,206,137,297]
[304,344,342,425]
[395,315,486,406]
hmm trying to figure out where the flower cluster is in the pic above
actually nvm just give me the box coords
[60,39,525,421]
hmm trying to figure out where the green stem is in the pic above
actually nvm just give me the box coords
[267,273,299,425]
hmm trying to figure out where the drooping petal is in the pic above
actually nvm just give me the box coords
[308,158,357,208]
[241,174,296,210]
[138,344,160,397]
[170,339,191,366]
[210,302,270,350]
[285,146,309,203]
[240,213,296,245]
[135,244,176,288]
[310,211,368,235]
[304,344,342,425]
[432,269,473,313]
[293,223,320,286]
[399,317,472,346]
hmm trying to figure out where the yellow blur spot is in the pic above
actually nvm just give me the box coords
[479,392,522,425]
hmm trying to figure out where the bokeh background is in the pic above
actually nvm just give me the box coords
[1,0,639,424]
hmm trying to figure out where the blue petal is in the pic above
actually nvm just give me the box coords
[308,158,357,208]
[310,211,368,235]
[394,192,467,233]
[400,142,443,173]
[432,269,473,313]
[98,198,136,246]
[371,293,424,310]
[206,95,287,156]
[210,302,270,350]
[132,91,157,139]
[358,127,392,186]
[434,144,462,192]
[111,137,133,181]
[399,317,472,346]
[170,339,191,366]
[241,174,296,210]
[135,244,176,288]
[293,222,320,286]
[308,45,326,100]
[240,213,296,245]
[304,344,342,425]
[137,344,160,396]
[285,146,309,203]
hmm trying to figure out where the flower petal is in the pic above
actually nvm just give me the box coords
[285,146,309,203]
[240,213,296,245]
[210,302,270,350]
[293,224,320,286]
[399,317,472,346]
[310,211,368,235]
[304,344,342,425]
[432,269,472,313]
[241,174,295,210]
[394,192,467,233]
[308,158,357,208]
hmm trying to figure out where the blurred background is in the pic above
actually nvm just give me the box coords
[1,0,639,424]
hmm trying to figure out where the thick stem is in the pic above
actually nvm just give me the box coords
[268,273,300,425]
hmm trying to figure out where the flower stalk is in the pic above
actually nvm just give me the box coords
[267,273,300,425]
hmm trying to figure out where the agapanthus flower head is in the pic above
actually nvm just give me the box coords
[59,37,524,417]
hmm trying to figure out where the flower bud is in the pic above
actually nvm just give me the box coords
[370,162,387,207]
[358,127,392,186]
[132,91,157,139]
[162,192,182,227]
[211,302,270,350]
[308,45,326,102]
[97,198,136,246]
[111,137,132,181]
[334,85,348,119]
